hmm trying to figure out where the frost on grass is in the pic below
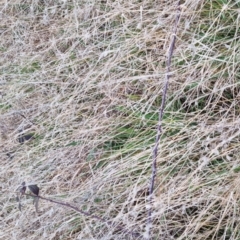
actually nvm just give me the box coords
[1,0,240,239]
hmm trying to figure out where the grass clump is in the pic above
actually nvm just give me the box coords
[0,0,240,239]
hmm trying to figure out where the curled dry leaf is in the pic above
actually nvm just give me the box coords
[28,185,40,196]
[28,184,40,212]
[18,130,35,144]
[20,186,26,194]
[16,182,27,211]
[20,182,26,194]
[16,182,40,212]
[18,202,22,212]
[33,197,39,213]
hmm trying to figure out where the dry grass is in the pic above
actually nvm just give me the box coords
[1,0,240,239]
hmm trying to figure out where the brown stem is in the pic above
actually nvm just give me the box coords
[146,1,181,238]
[23,193,141,238]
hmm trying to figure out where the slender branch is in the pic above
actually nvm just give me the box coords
[23,193,141,238]
[146,1,181,237]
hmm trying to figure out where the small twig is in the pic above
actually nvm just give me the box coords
[146,1,181,238]
[23,192,141,238]
[17,111,36,126]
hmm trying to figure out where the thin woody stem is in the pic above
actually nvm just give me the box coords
[23,193,141,238]
[146,0,181,238]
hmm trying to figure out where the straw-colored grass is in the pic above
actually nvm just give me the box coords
[1,0,240,239]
